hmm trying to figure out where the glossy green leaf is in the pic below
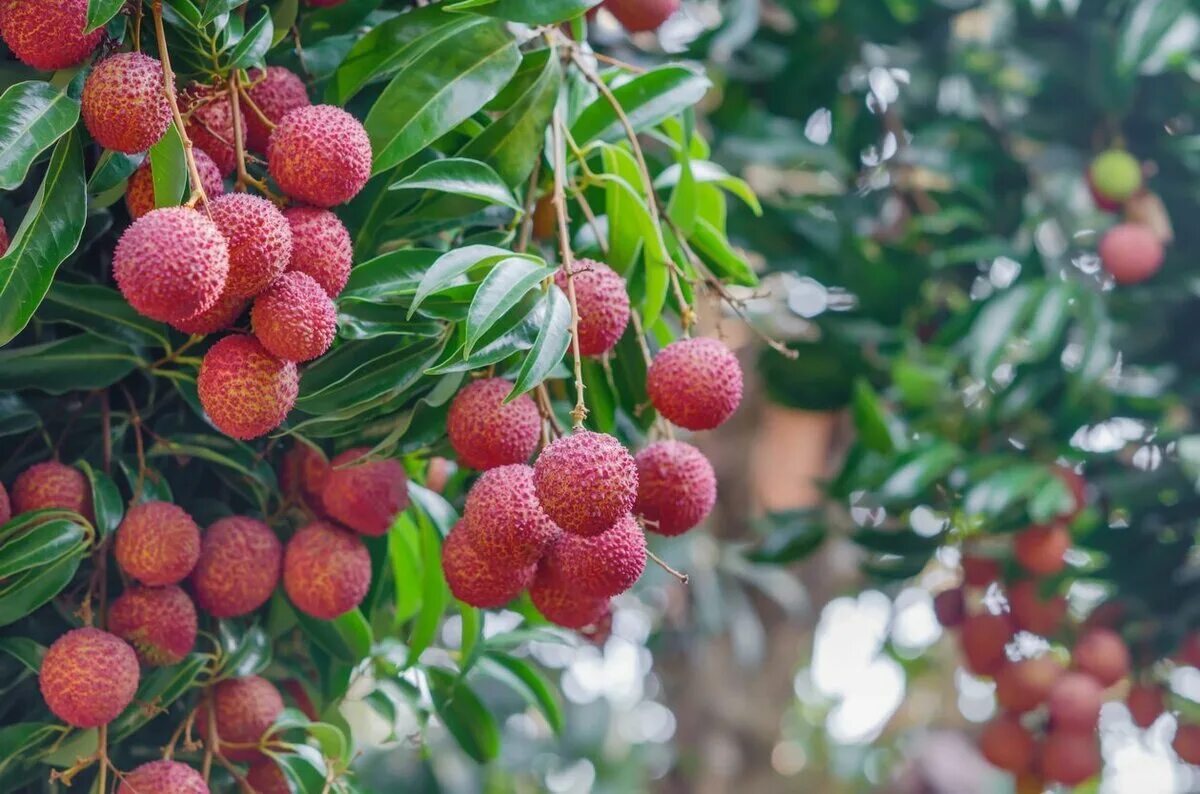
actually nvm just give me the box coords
[409,245,540,317]
[655,160,762,216]
[149,122,188,209]
[571,65,711,145]
[406,512,448,668]
[851,379,898,455]
[109,654,208,741]
[0,637,45,673]
[342,248,440,302]
[509,284,571,398]
[0,334,142,394]
[40,282,169,348]
[480,652,563,733]
[87,150,142,195]
[877,442,962,503]
[446,0,602,24]
[601,144,645,274]
[689,217,758,287]
[0,545,86,628]
[389,157,520,209]
[228,7,274,69]
[746,510,827,563]
[86,0,127,31]
[293,607,373,663]
[75,461,122,538]
[426,667,500,763]
[466,258,553,353]
[0,82,80,191]
[269,0,298,44]
[0,519,88,579]
[390,513,423,625]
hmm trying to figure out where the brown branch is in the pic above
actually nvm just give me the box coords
[550,105,589,428]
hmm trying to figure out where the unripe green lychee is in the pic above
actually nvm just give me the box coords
[463,464,559,568]
[196,675,284,762]
[0,0,102,71]
[39,628,139,728]
[192,516,283,618]
[280,442,330,514]
[108,585,198,666]
[181,85,246,177]
[283,206,353,299]
[1042,731,1101,786]
[251,271,337,362]
[1099,222,1164,285]
[246,761,289,794]
[442,521,535,608]
[1072,627,1130,687]
[533,431,638,537]
[245,66,311,152]
[545,514,646,598]
[114,501,202,586]
[995,656,1063,714]
[0,481,10,525]
[634,440,717,536]
[206,193,293,298]
[1014,523,1069,576]
[1127,683,1165,729]
[603,0,680,32]
[554,260,630,356]
[1174,723,1200,765]
[283,520,371,619]
[529,565,610,629]
[321,448,409,537]
[1007,579,1067,637]
[1048,671,1103,732]
[11,460,92,520]
[81,52,170,154]
[959,612,1015,676]
[647,337,744,431]
[268,105,372,207]
[114,207,230,323]
[126,148,225,220]
[169,287,246,336]
[1089,149,1142,204]
[117,760,209,794]
[447,378,541,471]
[197,335,299,440]
[979,712,1034,774]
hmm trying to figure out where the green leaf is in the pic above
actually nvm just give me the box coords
[109,654,208,741]
[409,245,538,318]
[689,218,758,287]
[852,528,942,555]
[293,607,373,663]
[601,144,645,274]
[746,510,827,563]
[508,284,571,397]
[571,65,711,145]
[0,519,88,579]
[466,258,553,353]
[0,637,45,673]
[87,150,142,195]
[388,157,520,209]
[426,667,501,763]
[40,282,169,348]
[459,602,483,671]
[406,512,448,668]
[0,82,80,191]
[270,0,298,45]
[0,334,142,394]
[149,122,188,209]
[655,160,762,216]
[146,433,278,493]
[86,0,127,31]
[861,552,933,580]
[342,248,440,302]
[665,154,698,236]
[0,545,86,627]
[877,442,962,504]
[200,0,242,24]
[964,283,1042,382]
[390,513,423,625]
[273,744,332,793]
[228,7,274,69]
[446,0,602,24]
[851,379,898,455]
[1117,0,1190,76]
[480,652,563,732]
[76,461,122,538]
[0,724,63,777]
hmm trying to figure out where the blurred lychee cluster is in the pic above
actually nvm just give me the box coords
[1090,148,1170,287]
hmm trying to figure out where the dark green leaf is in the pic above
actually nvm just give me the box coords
[86,0,127,31]
[389,157,520,209]
[87,150,142,195]
[447,0,602,24]
[149,122,187,209]
[228,7,274,69]
[410,245,538,317]
[0,637,45,673]
[342,248,440,302]
[851,379,898,455]
[76,461,122,538]
[0,334,142,394]
[0,519,88,579]
[109,654,208,741]
[509,284,571,397]
[466,258,553,353]
[0,82,79,191]
[406,511,448,667]
[426,667,500,763]
[571,65,710,145]
[480,652,563,732]
[0,546,86,627]
[40,282,169,348]
[293,607,373,663]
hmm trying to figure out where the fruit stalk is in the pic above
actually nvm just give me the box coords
[549,103,588,428]
[151,0,210,207]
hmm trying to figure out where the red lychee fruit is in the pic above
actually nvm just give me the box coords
[933,587,966,628]
[268,105,372,207]
[182,85,246,177]
[647,337,744,431]
[11,460,92,520]
[447,378,541,471]
[81,52,170,154]
[1072,627,1130,687]
[283,520,371,619]
[280,442,331,514]
[0,0,101,71]
[251,271,337,362]
[1099,222,1163,285]
[1007,579,1067,637]
[114,207,230,323]
[114,501,202,586]
[0,481,9,525]
[1179,632,1200,667]
[1127,684,1165,729]
[245,761,289,794]
[425,456,451,495]
[534,431,638,537]
[169,287,246,336]
[196,675,284,762]
[554,259,630,356]
[442,521,535,609]
[529,565,610,630]
[245,66,310,152]
[283,206,353,299]
[39,628,139,728]
[1048,672,1103,732]
[545,514,646,598]
[962,554,1001,588]
[192,516,283,618]
[126,147,225,220]
[1089,149,1142,206]
[462,464,559,568]
[979,712,1035,774]
[995,656,1063,713]
[197,335,299,440]
[108,585,198,666]
[1041,731,1101,786]
[1174,723,1200,765]
[603,0,680,32]
[1014,524,1069,576]
[117,760,209,794]
[959,612,1015,676]
[321,448,409,537]
[634,440,716,536]
[206,193,293,298]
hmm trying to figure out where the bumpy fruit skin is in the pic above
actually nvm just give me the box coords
[117,761,209,794]
[1007,579,1067,637]
[1089,149,1142,204]
[634,440,716,536]
[546,514,646,598]
[1174,723,1200,765]
[114,208,230,323]
[196,676,284,762]
[1072,627,1130,687]
[182,86,246,176]
[961,555,1001,587]
[245,66,311,152]
[443,521,535,608]
[170,287,246,336]
[463,464,558,567]
[979,713,1034,774]
[283,521,371,619]
[1100,222,1164,285]
[1042,731,1101,786]
[192,516,283,618]
[11,461,92,520]
[0,0,101,71]
[1014,524,1069,576]
[995,656,1063,713]
[197,335,299,440]
[82,53,170,154]
[959,612,1015,676]
[207,193,294,298]
[0,481,9,525]
[1127,684,1165,729]
[647,337,744,431]
[284,206,353,298]
[603,0,680,32]
[530,565,610,629]
[321,448,409,536]
[1048,672,1103,732]
[108,585,198,666]
[251,271,337,362]
[554,260,630,356]
[280,443,331,514]
[933,587,965,628]
[268,105,372,207]
[534,431,638,537]
[126,148,224,220]
[39,628,139,728]
[115,501,202,586]
[447,378,541,471]
[246,761,290,794]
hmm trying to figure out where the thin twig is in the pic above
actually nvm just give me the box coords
[647,549,688,585]
[516,159,541,255]
[151,1,210,207]
[550,102,588,428]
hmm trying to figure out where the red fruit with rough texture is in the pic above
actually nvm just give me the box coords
[280,443,331,514]
[114,207,230,323]
[962,555,1001,588]
[283,521,371,619]
[117,760,209,794]
[634,440,716,536]
[82,52,170,153]
[979,713,1035,774]
[1008,579,1067,637]
[463,464,558,568]
[447,378,541,471]
[322,448,408,536]
[603,0,680,32]
[1099,223,1164,285]
[995,656,1063,713]
[251,271,337,362]
[0,0,101,70]
[1014,524,1070,576]
[39,628,138,728]
[126,148,224,219]
[196,676,283,762]
[207,193,293,298]
[197,335,299,440]
[1073,627,1130,687]
[534,431,638,537]
[1048,672,1103,732]
[0,482,9,525]
[170,287,246,336]
[246,761,289,794]
[554,260,630,356]
[11,461,92,520]
[192,516,283,618]
[284,206,353,298]
[268,105,371,207]
[114,501,201,586]
[546,514,646,598]
[1042,731,1101,786]
[933,587,966,628]
[245,66,310,152]
[1174,723,1200,765]
[442,521,535,608]
[530,565,610,629]
[108,585,198,666]
[182,86,246,176]
[1127,684,1165,729]
[647,337,744,431]
[959,612,1015,676]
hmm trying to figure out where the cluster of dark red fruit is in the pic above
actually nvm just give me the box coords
[1090,148,1169,286]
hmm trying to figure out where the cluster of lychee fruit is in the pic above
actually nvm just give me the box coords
[1089,148,1168,286]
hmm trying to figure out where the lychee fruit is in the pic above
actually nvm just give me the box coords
[114,501,202,586]
[1014,524,1069,576]
[933,587,965,628]
[1127,684,1165,729]
[321,448,408,537]
[534,431,638,537]
[442,521,535,608]
[283,206,353,299]
[1007,579,1067,637]
[634,440,716,536]
[959,612,1015,676]
[191,516,283,618]
[961,555,1001,588]
[1179,632,1200,667]
[108,585,198,666]
[979,712,1035,774]
[1174,723,1200,765]
[245,761,289,794]
[447,378,541,471]
[81,52,170,154]
[529,565,610,629]
[603,0,680,32]
[251,271,337,362]
[1047,671,1103,732]
[545,514,646,598]
[1041,731,1101,786]
[0,481,9,525]
[0,0,102,71]
[280,442,331,514]
[39,628,139,728]
[647,337,744,431]
[196,675,284,761]
[995,655,1063,713]
[1072,627,1130,687]
[11,460,92,520]
[1089,149,1142,205]
[169,287,246,336]
[245,66,310,152]
[425,455,451,494]
[206,193,293,298]
[554,259,630,356]
[182,85,246,177]
[268,105,371,207]
[1099,222,1164,285]
[283,520,371,619]
[197,335,299,440]
[114,207,230,323]
[126,147,225,220]
[462,464,559,567]
[117,760,209,794]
